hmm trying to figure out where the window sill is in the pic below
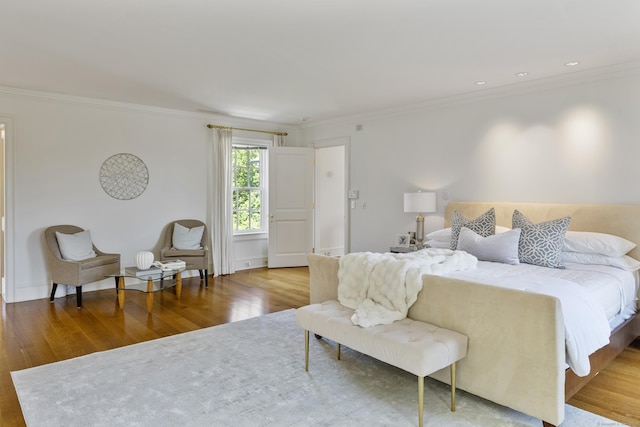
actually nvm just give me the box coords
[233,232,268,241]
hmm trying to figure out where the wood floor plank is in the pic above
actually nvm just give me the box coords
[1,267,638,426]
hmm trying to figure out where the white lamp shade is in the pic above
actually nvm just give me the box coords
[404,192,437,213]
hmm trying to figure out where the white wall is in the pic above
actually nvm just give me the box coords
[314,145,345,257]
[298,67,640,253]
[0,90,296,302]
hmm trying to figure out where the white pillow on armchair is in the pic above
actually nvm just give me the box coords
[172,223,204,250]
[55,230,97,261]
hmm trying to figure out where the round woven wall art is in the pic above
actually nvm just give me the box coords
[99,153,149,200]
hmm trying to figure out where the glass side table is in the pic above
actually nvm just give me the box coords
[107,266,188,313]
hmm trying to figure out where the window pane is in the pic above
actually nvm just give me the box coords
[237,210,249,231]
[236,167,248,187]
[248,166,260,187]
[250,190,261,210]
[238,191,250,210]
[250,212,261,230]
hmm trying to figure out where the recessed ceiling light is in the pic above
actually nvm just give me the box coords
[474,81,487,85]
[565,61,580,67]
[515,72,529,77]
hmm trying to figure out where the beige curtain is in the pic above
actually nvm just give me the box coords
[274,134,286,147]
[208,127,235,276]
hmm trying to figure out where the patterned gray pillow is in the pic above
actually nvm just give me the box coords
[512,209,571,268]
[450,208,496,250]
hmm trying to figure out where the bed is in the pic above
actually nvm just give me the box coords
[307,201,640,426]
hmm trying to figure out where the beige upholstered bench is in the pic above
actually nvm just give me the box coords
[296,300,468,426]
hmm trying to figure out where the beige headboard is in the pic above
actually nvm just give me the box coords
[444,202,640,261]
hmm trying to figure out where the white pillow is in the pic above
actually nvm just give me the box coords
[425,239,450,249]
[456,227,521,265]
[172,223,204,250]
[55,230,97,261]
[426,226,510,243]
[561,251,640,271]
[563,231,636,257]
[426,228,452,242]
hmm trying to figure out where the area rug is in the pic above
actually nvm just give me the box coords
[12,309,626,427]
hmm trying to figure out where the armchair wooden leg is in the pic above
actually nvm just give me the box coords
[76,286,82,308]
[50,283,58,302]
[204,269,208,287]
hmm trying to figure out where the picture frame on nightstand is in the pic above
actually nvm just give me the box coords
[395,233,410,247]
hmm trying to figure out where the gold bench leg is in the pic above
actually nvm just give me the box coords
[337,343,341,360]
[304,330,309,371]
[451,362,457,412]
[418,376,424,426]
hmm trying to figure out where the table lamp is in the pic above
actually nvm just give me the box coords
[404,191,437,248]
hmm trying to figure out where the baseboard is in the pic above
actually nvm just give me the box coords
[10,270,203,303]
[235,257,268,271]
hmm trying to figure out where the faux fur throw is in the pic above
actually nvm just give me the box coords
[338,248,477,327]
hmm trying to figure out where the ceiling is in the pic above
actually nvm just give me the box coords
[2,1,640,125]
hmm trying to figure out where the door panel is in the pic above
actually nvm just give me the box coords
[268,147,313,267]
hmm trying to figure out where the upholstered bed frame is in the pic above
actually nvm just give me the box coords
[307,202,640,426]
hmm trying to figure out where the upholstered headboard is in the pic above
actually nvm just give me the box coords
[444,202,640,261]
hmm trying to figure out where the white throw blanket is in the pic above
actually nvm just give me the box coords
[338,248,478,327]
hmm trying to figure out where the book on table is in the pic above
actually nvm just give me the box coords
[125,266,164,279]
[152,260,187,271]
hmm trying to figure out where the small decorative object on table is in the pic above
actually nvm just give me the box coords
[135,251,154,270]
[408,231,416,246]
[395,233,411,247]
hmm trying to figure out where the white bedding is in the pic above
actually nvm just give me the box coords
[446,261,639,376]
[337,248,477,327]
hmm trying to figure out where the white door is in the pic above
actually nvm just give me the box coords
[268,146,314,267]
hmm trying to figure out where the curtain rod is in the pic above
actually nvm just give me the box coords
[206,124,288,136]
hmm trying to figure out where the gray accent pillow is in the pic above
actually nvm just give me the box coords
[457,227,521,265]
[512,209,571,268]
[55,230,97,261]
[450,207,496,249]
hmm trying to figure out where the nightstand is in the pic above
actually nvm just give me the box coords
[390,246,418,253]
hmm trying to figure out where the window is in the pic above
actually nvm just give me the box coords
[232,144,267,233]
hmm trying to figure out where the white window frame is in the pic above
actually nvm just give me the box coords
[232,138,269,235]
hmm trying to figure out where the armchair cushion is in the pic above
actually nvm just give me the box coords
[163,248,207,258]
[172,223,204,250]
[55,230,97,261]
[79,254,120,270]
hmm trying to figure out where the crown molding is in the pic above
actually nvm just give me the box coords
[0,85,293,132]
[300,61,640,130]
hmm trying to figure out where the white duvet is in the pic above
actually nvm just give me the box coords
[448,262,618,377]
[338,250,618,377]
[337,248,477,328]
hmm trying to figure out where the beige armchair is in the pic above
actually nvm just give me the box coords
[160,219,209,287]
[44,225,121,308]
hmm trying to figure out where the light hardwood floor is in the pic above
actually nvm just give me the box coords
[0,267,638,426]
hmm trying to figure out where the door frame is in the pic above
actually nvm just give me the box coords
[312,137,350,255]
[0,116,15,302]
